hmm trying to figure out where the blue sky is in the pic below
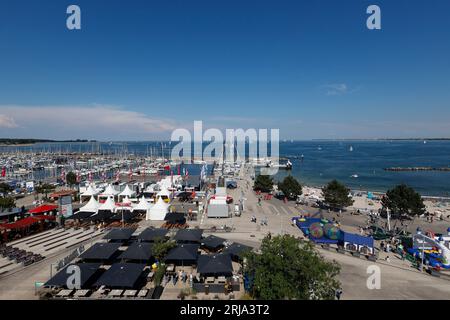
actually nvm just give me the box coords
[0,0,449,140]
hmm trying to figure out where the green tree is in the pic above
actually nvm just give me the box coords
[243,235,340,300]
[66,171,77,187]
[0,196,16,209]
[381,184,426,219]
[253,175,274,193]
[278,175,302,200]
[152,238,176,261]
[35,183,56,200]
[0,183,13,195]
[322,180,354,210]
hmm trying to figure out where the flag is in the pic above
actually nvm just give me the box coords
[177,165,180,175]
[115,170,120,182]
[76,171,81,183]
[200,163,207,182]
[61,169,66,182]
[1,167,5,177]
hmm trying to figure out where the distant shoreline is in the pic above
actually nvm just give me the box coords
[0,139,97,146]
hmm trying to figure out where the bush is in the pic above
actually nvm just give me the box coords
[253,175,274,193]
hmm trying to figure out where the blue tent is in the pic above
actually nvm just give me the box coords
[340,232,374,249]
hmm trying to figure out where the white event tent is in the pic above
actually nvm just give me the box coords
[147,197,169,221]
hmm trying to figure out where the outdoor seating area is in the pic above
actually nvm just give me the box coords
[40,227,251,300]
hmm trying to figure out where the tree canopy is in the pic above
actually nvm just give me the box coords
[0,196,16,210]
[66,171,77,186]
[0,183,13,194]
[35,183,56,199]
[381,184,426,219]
[253,174,274,193]
[278,175,302,200]
[152,238,176,262]
[322,180,354,209]
[243,235,340,300]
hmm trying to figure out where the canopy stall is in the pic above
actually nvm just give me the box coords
[119,242,153,261]
[174,228,203,243]
[197,254,233,277]
[98,184,119,201]
[44,263,102,289]
[201,235,226,252]
[28,204,58,215]
[78,243,122,261]
[80,185,100,203]
[88,196,116,221]
[156,188,172,203]
[223,242,253,262]
[94,263,146,289]
[79,196,100,213]
[118,185,136,202]
[164,244,199,266]
[134,196,153,216]
[147,198,169,221]
[137,228,168,242]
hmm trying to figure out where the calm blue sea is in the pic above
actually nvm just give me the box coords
[2,140,450,196]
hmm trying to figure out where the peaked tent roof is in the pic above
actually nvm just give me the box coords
[164,244,199,262]
[44,263,102,288]
[119,185,135,197]
[119,242,153,260]
[223,242,253,260]
[157,188,171,197]
[81,184,100,197]
[79,243,122,260]
[79,196,100,213]
[98,196,116,211]
[147,197,169,220]
[133,196,153,211]
[174,228,203,243]
[137,228,169,242]
[201,235,226,250]
[94,263,146,289]
[101,184,119,196]
[197,254,233,276]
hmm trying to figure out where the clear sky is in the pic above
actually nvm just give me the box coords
[0,0,449,140]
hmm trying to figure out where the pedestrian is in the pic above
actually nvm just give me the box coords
[336,288,343,300]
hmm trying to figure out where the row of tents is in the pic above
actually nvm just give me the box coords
[70,196,169,222]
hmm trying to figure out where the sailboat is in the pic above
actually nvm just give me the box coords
[349,146,353,152]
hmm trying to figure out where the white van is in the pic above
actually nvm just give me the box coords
[234,204,241,216]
